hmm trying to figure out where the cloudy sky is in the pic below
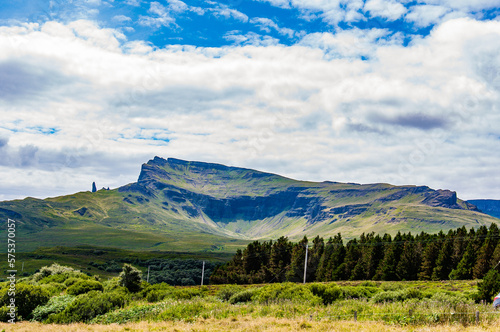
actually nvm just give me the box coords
[0,0,499,202]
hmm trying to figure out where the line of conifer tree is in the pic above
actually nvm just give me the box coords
[209,224,500,284]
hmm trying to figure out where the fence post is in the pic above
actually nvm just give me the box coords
[409,309,413,317]
[476,311,479,324]
[354,311,357,322]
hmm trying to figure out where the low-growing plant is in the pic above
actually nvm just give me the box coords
[66,279,104,296]
[40,282,65,296]
[31,295,75,322]
[215,285,244,301]
[0,283,50,320]
[229,289,257,304]
[309,283,342,305]
[371,288,424,303]
[255,283,321,305]
[46,290,127,323]
[38,272,89,285]
[341,286,380,300]
[32,264,81,282]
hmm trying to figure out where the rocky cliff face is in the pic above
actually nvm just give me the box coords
[121,157,485,236]
[1,156,497,249]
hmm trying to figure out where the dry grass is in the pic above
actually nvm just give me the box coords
[2,318,500,332]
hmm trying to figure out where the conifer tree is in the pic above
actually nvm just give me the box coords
[432,231,454,280]
[473,223,500,279]
[285,236,308,282]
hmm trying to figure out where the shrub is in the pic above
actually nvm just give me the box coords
[46,290,127,323]
[229,289,258,304]
[341,286,380,300]
[0,305,15,322]
[32,264,80,282]
[0,283,50,320]
[31,295,75,322]
[371,288,424,303]
[119,264,143,293]
[477,269,500,303]
[66,280,104,296]
[38,272,89,285]
[429,291,472,306]
[256,283,321,305]
[40,282,65,296]
[309,283,342,305]
[216,285,244,301]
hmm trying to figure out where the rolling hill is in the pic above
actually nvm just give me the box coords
[1,156,498,253]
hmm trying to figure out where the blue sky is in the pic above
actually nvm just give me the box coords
[0,0,499,201]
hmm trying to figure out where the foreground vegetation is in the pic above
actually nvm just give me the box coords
[2,263,500,329]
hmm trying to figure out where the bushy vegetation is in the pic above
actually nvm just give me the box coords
[66,279,104,296]
[46,290,127,323]
[0,283,50,320]
[211,224,500,284]
[30,295,75,322]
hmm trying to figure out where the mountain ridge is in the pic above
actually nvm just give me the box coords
[0,156,498,253]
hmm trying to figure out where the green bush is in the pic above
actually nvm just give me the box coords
[0,305,15,322]
[140,283,174,302]
[255,283,321,305]
[31,295,75,322]
[429,291,472,306]
[0,283,50,320]
[32,264,81,282]
[215,285,244,301]
[38,272,89,285]
[46,290,127,323]
[66,279,104,296]
[229,288,259,304]
[309,283,342,305]
[341,286,380,300]
[40,282,65,296]
[371,288,424,303]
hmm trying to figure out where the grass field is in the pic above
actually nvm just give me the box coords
[3,318,500,332]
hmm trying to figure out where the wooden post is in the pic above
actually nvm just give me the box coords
[354,311,357,322]
[475,311,479,324]
[409,309,413,316]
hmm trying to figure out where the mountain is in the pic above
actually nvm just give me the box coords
[1,156,498,253]
[467,200,500,219]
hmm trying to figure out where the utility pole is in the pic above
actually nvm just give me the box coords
[201,261,205,286]
[303,244,309,284]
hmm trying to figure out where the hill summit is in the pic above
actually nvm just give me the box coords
[0,156,498,252]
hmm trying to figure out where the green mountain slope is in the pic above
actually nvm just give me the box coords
[1,156,498,253]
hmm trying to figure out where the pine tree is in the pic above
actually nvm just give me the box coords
[418,232,443,280]
[285,236,308,282]
[268,236,293,282]
[473,224,500,279]
[432,231,454,280]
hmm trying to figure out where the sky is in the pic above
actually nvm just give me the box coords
[0,0,499,202]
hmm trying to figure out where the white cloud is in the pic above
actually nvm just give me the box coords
[138,2,176,28]
[405,5,452,27]
[364,0,407,21]
[112,15,132,23]
[1,18,500,200]
[250,17,296,38]
[209,5,249,23]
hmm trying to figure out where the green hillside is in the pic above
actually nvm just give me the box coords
[1,156,498,253]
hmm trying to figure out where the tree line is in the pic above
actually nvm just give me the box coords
[210,224,500,284]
